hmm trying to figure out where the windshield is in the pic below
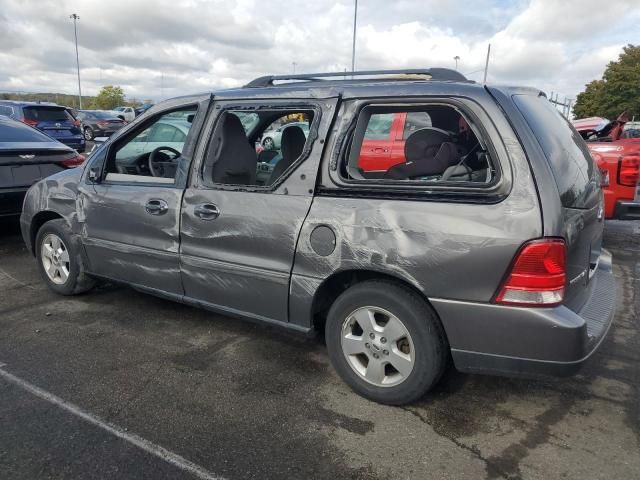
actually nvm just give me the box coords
[23,107,71,122]
[91,111,119,119]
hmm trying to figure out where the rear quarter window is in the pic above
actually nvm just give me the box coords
[0,119,55,142]
[513,94,598,209]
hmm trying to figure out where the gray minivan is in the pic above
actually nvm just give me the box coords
[20,69,616,405]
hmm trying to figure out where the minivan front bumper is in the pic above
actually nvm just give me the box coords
[432,250,616,378]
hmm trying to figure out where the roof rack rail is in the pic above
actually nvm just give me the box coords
[244,68,468,88]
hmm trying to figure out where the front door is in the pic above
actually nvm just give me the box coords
[180,99,337,324]
[78,103,203,294]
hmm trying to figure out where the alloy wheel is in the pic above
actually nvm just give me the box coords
[340,306,415,387]
[41,233,70,285]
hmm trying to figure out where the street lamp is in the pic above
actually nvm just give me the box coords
[453,55,460,70]
[351,0,358,72]
[70,13,82,108]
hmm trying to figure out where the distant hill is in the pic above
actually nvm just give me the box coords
[0,91,95,108]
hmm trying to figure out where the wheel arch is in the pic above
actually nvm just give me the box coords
[310,269,447,342]
[29,211,65,256]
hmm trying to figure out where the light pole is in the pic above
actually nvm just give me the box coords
[483,43,491,84]
[351,0,358,72]
[70,13,82,108]
[292,61,297,74]
[453,55,460,70]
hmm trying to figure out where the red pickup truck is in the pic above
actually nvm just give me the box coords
[358,112,432,171]
[573,114,640,220]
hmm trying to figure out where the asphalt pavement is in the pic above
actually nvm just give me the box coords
[0,217,638,480]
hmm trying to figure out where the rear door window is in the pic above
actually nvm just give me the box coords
[513,94,598,209]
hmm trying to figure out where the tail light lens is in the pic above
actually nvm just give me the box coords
[73,119,82,127]
[23,118,38,127]
[96,121,109,128]
[61,153,85,168]
[592,153,609,187]
[618,155,640,187]
[495,239,566,307]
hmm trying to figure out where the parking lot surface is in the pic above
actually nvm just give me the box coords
[0,218,638,480]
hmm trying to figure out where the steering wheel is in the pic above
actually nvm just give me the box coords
[148,146,181,177]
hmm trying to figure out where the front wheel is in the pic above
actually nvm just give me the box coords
[325,280,447,405]
[35,219,95,295]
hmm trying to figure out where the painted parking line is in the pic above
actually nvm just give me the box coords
[0,363,226,480]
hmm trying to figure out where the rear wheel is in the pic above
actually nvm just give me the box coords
[84,127,94,140]
[35,219,95,295]
[325,280,447,405]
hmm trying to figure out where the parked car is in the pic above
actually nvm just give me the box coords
[20,69,615,405]
[573,113,640,219]
[75,110,126,140]
[134,104,154,117]
[0,100,85,152]
[112,106,136,122]
[0,116,84,217]
[261,121,309,149]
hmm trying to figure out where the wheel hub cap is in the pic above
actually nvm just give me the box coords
[340,306,415,388]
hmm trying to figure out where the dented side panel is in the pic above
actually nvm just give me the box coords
[290,90,543,330]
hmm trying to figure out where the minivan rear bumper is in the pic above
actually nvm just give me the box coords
[432,250,616,378]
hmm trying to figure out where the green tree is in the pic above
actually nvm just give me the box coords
[573,44,640,119]
[91,85,125,110]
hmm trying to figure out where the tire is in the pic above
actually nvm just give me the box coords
[84,127,94,140]
[262,137,274,149]
[325,280,447,405]
[35,219,95,296]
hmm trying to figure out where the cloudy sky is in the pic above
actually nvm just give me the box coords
[0,0,639,102]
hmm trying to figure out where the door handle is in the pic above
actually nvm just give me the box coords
[145,199,169,215]
[194,203,220,220]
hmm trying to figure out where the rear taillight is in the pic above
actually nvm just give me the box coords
[61,153,85,168]
[96,121,109,128]
[73,119,81,127]
[618,155,640,187]
[23,118,38,127]
[495,239,566,307]
[592,153,609,187]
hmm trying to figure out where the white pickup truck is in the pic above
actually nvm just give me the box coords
[111,106,135,122]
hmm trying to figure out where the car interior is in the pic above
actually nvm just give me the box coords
[202,109,314,187]
[344,104,493,183]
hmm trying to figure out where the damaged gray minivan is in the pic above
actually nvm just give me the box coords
[20,69,616,404]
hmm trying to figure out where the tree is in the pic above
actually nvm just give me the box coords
[573,44,640,120]
[91,85,125,110]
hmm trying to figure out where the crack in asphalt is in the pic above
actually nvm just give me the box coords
[400,406,510,480]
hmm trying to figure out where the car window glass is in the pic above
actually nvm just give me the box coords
[513,94,597,209]
[0,118,55,142]
[201,109,313,188]
[0,105,14,116]
[403,112,432,139]
[105,106,196,184]
[345,105,493,185]
[23,107,70,122]
[364,113,394,140]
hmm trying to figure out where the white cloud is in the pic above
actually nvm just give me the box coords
[0,0,637,102]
